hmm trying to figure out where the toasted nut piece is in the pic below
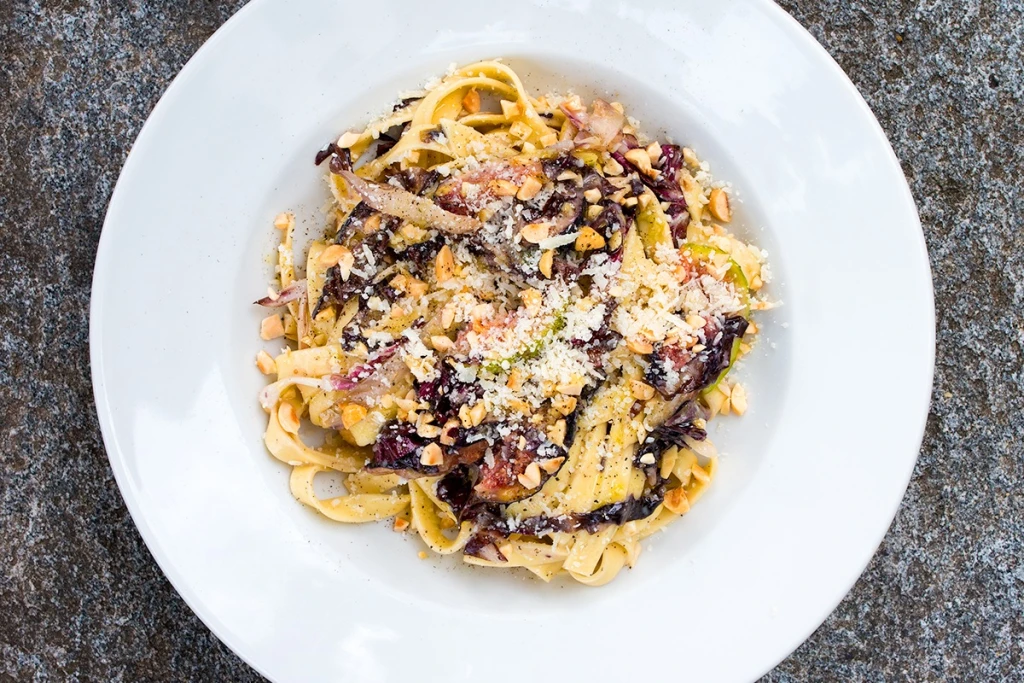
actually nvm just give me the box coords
[273,212,294,231]
[361,213,382,235]
[517,176,543,201]
[319,244,351,269]
[575,226,606,251]
[417,421,443,439]
[337,131,361,148]
[509,120,533,140]
[540,132,559,147]
[750,275,763,291]
[520,287,543,312]
[410,278,429,297]
[664,487,691,514]
[420,442,444,467]
[462,88,481,114]
[469,402,488,427]
[255,350,277,375]
[507,398,532,415]
[625,148,654,175]
[435,245,455,283]
[686,315,706,329]
[556,170,582,183]
[546,419,567,447]
[260,314,285,340]
[277,402,301,434]
[517,462,542,489]
[583,188,602,203]
[682,147,700,167]
[745,321,759,336]
[730,384,748,415]
[538,249,554,278]
[540,457,565,474]
[500,99,521,119]
[626,338,654,355]
[691,343,707,353]
[518,435,528,450]
[646,142,662,165]
[441,305,456,330]
[707,188,732,222]
[399,222,429,242]
[395,397,419,413]
[608,230,623,250]
[341,403,368,430]
[630,380,656,401]
[489,178,519,196]
[603,157,624,176]
[393,517,410,532]
[551,395,577,416]
[519,221,550,244]
[440,419,461,446]
[585,205,603,221]
[458,404,472,427]
[430,335,454,352]
[556,380,585,396]
[506,368,523,391]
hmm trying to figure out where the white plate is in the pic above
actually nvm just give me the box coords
[90,1,934,680]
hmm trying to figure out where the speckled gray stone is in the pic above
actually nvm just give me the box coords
[1,1,1021,681]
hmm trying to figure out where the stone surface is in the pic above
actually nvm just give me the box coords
[1,1,1021,680]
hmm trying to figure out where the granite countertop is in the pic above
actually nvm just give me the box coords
[2,1,1021,680]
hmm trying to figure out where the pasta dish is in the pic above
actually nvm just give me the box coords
[254,61,771,586]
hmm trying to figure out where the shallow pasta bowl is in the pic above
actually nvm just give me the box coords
[90,0,934,681]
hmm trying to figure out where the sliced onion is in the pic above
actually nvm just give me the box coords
[559,99,624,150]
[683,434,718,461]
[340,170,483,234]
[476,543,506,563]
[254,279,307,307]
[258,376,325,410]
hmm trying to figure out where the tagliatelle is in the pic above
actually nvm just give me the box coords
[254,61,772,586]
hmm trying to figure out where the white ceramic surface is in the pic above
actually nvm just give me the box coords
[90,1,934,681]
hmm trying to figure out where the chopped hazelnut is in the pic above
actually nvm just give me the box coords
[273,212,294,231]
[489,179,518,196]
[341,403,368,430]
[260,314,285,340]
[255,350,277,375]
[517,462,542,489]
[519,221,550,244]
[546,419,567,447]
[551,395,577,416]
[435,245,455,283]
[575,226,606,251]
[516,176,543,201]
[461,88,481,114]
[707,188,732,222]
[419,442,444,467]
[630,380,656,401]
[626,338,654,355]
[664,487,691,514]
[538,249,554,278]
[430,335,454,352]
